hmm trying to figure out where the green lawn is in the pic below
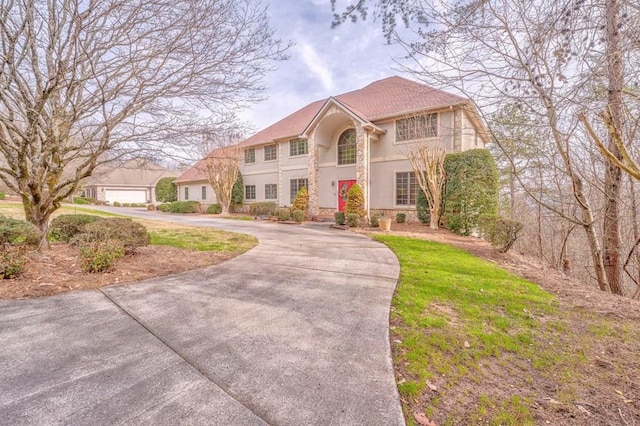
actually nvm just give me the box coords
[374,235,588,425]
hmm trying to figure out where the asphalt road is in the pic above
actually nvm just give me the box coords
[0,209,404,425]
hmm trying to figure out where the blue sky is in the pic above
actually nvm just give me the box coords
[239,0,408,131]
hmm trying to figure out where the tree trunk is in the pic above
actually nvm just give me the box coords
[22,197,51,250]
[602,0,624,295]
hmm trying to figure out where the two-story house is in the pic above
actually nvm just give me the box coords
[175,76,487,219]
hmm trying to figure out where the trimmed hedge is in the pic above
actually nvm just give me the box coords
[396,213,406,223]
[158,203,171,212]
[169,201,201,213]
[249,202,277,217]
[77,218,150,252]
[334,212,345,225]
[49,214,102,242]
[369,213,382,227]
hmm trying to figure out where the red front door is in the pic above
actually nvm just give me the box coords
[337,180,356,212]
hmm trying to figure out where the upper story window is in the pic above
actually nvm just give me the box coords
[244,148,256,164]
[289,138,308,156]
[337,129,357,165]
[396,113,438,142]
[264,145,277,161]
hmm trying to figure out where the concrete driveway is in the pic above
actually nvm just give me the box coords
[0,210,404,425]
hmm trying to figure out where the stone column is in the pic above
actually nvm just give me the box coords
[307,131,319,216]
[355,124,368,215]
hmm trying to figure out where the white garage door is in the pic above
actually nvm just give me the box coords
[104,190,147,204]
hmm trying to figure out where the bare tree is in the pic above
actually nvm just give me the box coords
[0,0,287,245]
[200,144,243,216]
[405,143,446,230]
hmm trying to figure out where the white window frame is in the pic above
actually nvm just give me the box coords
[265,184,277,200]
[244,148,256,164]
[395,171,417,206]
[289,138,308,157]
[264,145,277,162]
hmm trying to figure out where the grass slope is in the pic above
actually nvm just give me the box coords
[375,235,638,426]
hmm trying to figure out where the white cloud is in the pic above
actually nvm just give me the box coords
[298,41,335,93]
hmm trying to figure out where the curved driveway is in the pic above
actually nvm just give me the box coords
[0,210,404,425]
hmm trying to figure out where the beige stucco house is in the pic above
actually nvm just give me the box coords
[175,76,487,218]
[82,159,178,204]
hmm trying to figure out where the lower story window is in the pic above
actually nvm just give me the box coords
[245,185,256,200]
[396,172,417,205]
[265,184,277,200]
[184,187,189,200]
[290,178,308,204]
[201,185,206,200]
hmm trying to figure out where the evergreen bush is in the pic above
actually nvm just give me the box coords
[77,218,150,252]
[0,246,26,279]
[0,216,40,246]
[416,188,431,224]
[78,240,125,273]
[169,201,200,213]
[443,149,499,235]
[344,183,364,216]
[334,212,345,225]
[369,213,382,227]
[231,172,244,210]
[155,177,177,202]
[478,214,523,253]
[292,209,305,223]
[113,201,121,207]
[158,203,171,212]
[276,207,291,221]
[396,213,406,223]
[346,213,360,227]
[207,203,223,214]
[0,192,5,200]
[49,214,102,242]
[291,187,309,212]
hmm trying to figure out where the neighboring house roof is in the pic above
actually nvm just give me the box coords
[83,158,178,187]
[176,76,474,183]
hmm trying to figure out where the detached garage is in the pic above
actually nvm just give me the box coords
[82,159,178,205]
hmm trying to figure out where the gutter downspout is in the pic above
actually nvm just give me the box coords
[367,132,371,221]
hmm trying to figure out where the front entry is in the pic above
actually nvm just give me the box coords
[337,179,357,212]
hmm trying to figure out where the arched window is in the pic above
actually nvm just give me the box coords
[337,129,357,165]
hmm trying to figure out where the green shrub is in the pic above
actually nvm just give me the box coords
[292,209,305,223]
[158,203,171,212]
[249,202,277,217]
[443,149,499,235]
[121,203,130,207]
[49,214,102,243]
[0,246,26,279]
[78,218,150,252]
[169,201,201,214]
[276,207,291,221]
[396,213,406,223]
[478,214,523,253]
[0,192,5,200]
[291,187,309,212]
[370,213,382,227]
[207,204,223,214]
[417,188,431,224]
[155,177,177,203]
[73,197,90,204]
[334,211,345,225]
[346,213,360,227]
[78,240,125,273]
[0,216,41,246]
[113,201,121,207]
[344,183,364,216]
